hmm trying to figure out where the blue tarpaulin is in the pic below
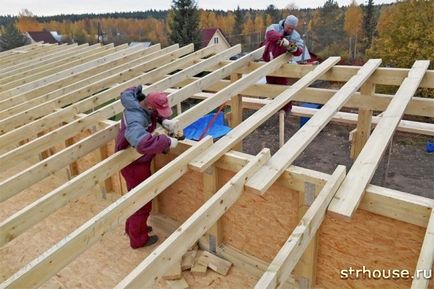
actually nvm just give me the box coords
[300,103,322,127]
[183,112,231,141]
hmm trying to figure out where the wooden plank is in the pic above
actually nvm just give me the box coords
[411,208,434,289]
[190,78,434,118]
[0,44,180,123]
[0,45,221,158]
[361,185,434,228]
[0,44,104,82]
[0,137,212,289]
[0,44,147,110]
[0,44,133,101]
[0,45,216,145]
[254,166,346,289]
[0,44,102,87]
[351,81,375,159]
[162,261,182,280]
[188,56,341,173]
[1,122,117,202]
[166,278,189,289]
[168,46,263,106]
[328,60,430,219]
[203,165,223,249]
[173,53,292,133]
[246,59,380,194]
[114,149,270,289]
[197,250,232,276]
[227,60,434,89]
[0,44,70,68]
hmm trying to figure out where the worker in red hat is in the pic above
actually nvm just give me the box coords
[115,85,178,249]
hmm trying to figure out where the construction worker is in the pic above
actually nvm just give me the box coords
[263,15,304,112]
[115,85,178,249]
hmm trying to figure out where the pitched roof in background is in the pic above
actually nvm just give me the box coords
[27,31,60,44]
[200,28,230,48]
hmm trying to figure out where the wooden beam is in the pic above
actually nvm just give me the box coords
[246,59,381,194]
[0,44,105,83]
[0,45,218,153]
[189,56,341,173]
[114,149,270,289]
[0,44,103,89]
[224,60,434,89]
[0,45,181,123]
[167,44,257,106]
[173,53,292,133]
[411,208,434,289]
[0,44,132,101]
[254,166,346,289]
[203,165,222,251]
[0,123,118,202]
[351,81,375,159]
[0,137,212,289]
[328,60,430,219]
[190,78,434,118]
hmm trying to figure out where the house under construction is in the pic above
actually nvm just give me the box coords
[0,42,433,289]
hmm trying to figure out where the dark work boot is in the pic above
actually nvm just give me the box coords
[143,235,159,247]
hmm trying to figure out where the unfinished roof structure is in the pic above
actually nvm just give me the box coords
[0,42,433,289]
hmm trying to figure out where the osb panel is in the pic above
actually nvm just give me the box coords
[155,154,205,223]
[0,160,258,289]
[219,169,300,263]
[317,209,432,289]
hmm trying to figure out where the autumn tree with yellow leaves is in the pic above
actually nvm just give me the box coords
[344,0,363,61]
[368,0,434,69]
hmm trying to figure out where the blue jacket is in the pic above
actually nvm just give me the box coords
[115,87,170,163]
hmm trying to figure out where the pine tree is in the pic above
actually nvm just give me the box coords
[363,0,375,47]
[169,0,200,49]
[265,4,281,23]
[233,6,244,36]
[0,22,28,51]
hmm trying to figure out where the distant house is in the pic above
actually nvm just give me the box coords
[26,31,60,44]
[200,28,231,52]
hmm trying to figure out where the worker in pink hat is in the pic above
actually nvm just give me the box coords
[115,85,178,249]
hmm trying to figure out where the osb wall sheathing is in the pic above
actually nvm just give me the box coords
[317,209,433,289]
[155,154,300,264]
[154,153,205,222]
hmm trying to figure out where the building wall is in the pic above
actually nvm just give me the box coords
[154,153,430,289]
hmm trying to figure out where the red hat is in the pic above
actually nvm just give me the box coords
[146,92,172,118]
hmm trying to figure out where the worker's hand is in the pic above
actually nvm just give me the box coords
[288,42,298,53]
[162,119,177,134]
[169,137,178,149]
[277,38,290,48]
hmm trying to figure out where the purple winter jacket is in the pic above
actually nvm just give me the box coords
[115,87,171,164]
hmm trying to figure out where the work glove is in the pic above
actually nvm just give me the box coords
[277,38,290,48]
[169,137,178,149]
[287,41,298,53]
[162,119,177,134]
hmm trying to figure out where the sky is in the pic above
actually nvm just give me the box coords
[0,0,396,16]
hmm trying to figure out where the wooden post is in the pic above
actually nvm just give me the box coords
[279,110,285,148]
[64,136,80,179]
[150,158,160,214]
[202,165,222,253]
[96,121,117,197]
[294,182,320,289]
[230,73,243,151]
[351,82,375,159]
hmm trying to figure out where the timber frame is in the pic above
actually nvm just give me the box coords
[0,42,433,289]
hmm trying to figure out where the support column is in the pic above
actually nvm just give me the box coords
[351,82,375,159]
[202,165,222,253]
[230,73,243,151]
[294,182,319,289]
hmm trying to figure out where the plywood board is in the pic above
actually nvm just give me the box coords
[316,209,431,289]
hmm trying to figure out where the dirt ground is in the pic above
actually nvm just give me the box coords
[242,109,434,199]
